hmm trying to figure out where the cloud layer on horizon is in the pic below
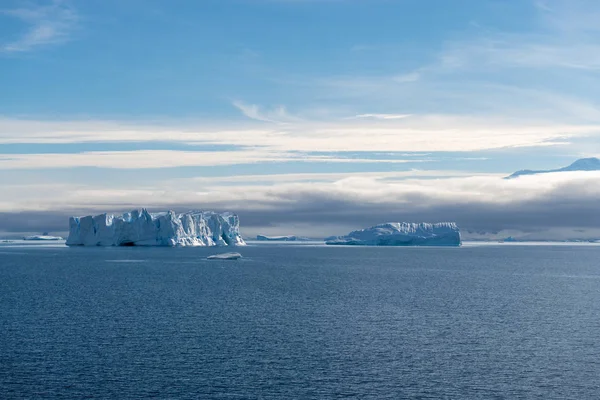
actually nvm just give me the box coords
[2,171,600,240]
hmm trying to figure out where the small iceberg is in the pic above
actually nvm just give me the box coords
[23,233,64,241]
[207,252,242,260]
[256,235,310,241]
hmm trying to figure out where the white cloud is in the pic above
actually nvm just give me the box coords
[437,38,600,72]
[2,170,600,237]
[5,168,599,208]
[534,0,600,33]
[0,149,432,170]
[1,0,78,53]
[353,114,412,120]
[272,1,600,128]
[0,150,287,169]
[0,116,595,154]
[177,169,490,185]
[404,1,600,79]
[232,100,302,124]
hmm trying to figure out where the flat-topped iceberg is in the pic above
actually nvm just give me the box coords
[66,209,246,247]
[326,222,461,247]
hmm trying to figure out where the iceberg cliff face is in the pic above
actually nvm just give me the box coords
[66,209,246,247]
[326,222,461,246]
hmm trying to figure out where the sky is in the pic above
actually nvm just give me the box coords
[1,0,600,239]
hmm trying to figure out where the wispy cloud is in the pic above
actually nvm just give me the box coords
[1,116,594,151]
[435,38,600,72]
[0,0,78,53]
[0,150,287,169]
[232,100,302,124]
[266,1,600,127]
[0,149,430,170]
[353,114,412,120]
[417,1,600,75]
[534,0,600,33]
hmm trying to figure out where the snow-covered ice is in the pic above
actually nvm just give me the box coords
[326,222,461,246]
[256,235,310,242]
[207,252,242,260]
[66,209,246,247]
[23,235,64,241]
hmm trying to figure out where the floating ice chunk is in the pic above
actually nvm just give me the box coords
[207,252,242,260]
[256,235,310,241]
[23,235,64,241]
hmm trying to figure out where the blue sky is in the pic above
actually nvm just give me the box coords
[0,0,521,117]
[1,0,600,238]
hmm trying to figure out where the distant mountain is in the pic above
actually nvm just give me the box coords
[506,157,600,179]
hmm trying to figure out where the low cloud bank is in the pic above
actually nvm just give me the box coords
[2,172,599,240]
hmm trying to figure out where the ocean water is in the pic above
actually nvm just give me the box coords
[1,242,600,399]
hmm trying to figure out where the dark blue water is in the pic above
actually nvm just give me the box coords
[1,243,600,399]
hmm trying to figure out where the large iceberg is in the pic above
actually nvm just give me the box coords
[66,209,246,247]
[326,222,461,246]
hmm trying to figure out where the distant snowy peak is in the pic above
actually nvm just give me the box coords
[506,157,600,179]
[66,209,245,247]
[326,222,461,246]
[256,235,310,242]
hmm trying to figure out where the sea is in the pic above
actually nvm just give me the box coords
[1,241,600,399]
